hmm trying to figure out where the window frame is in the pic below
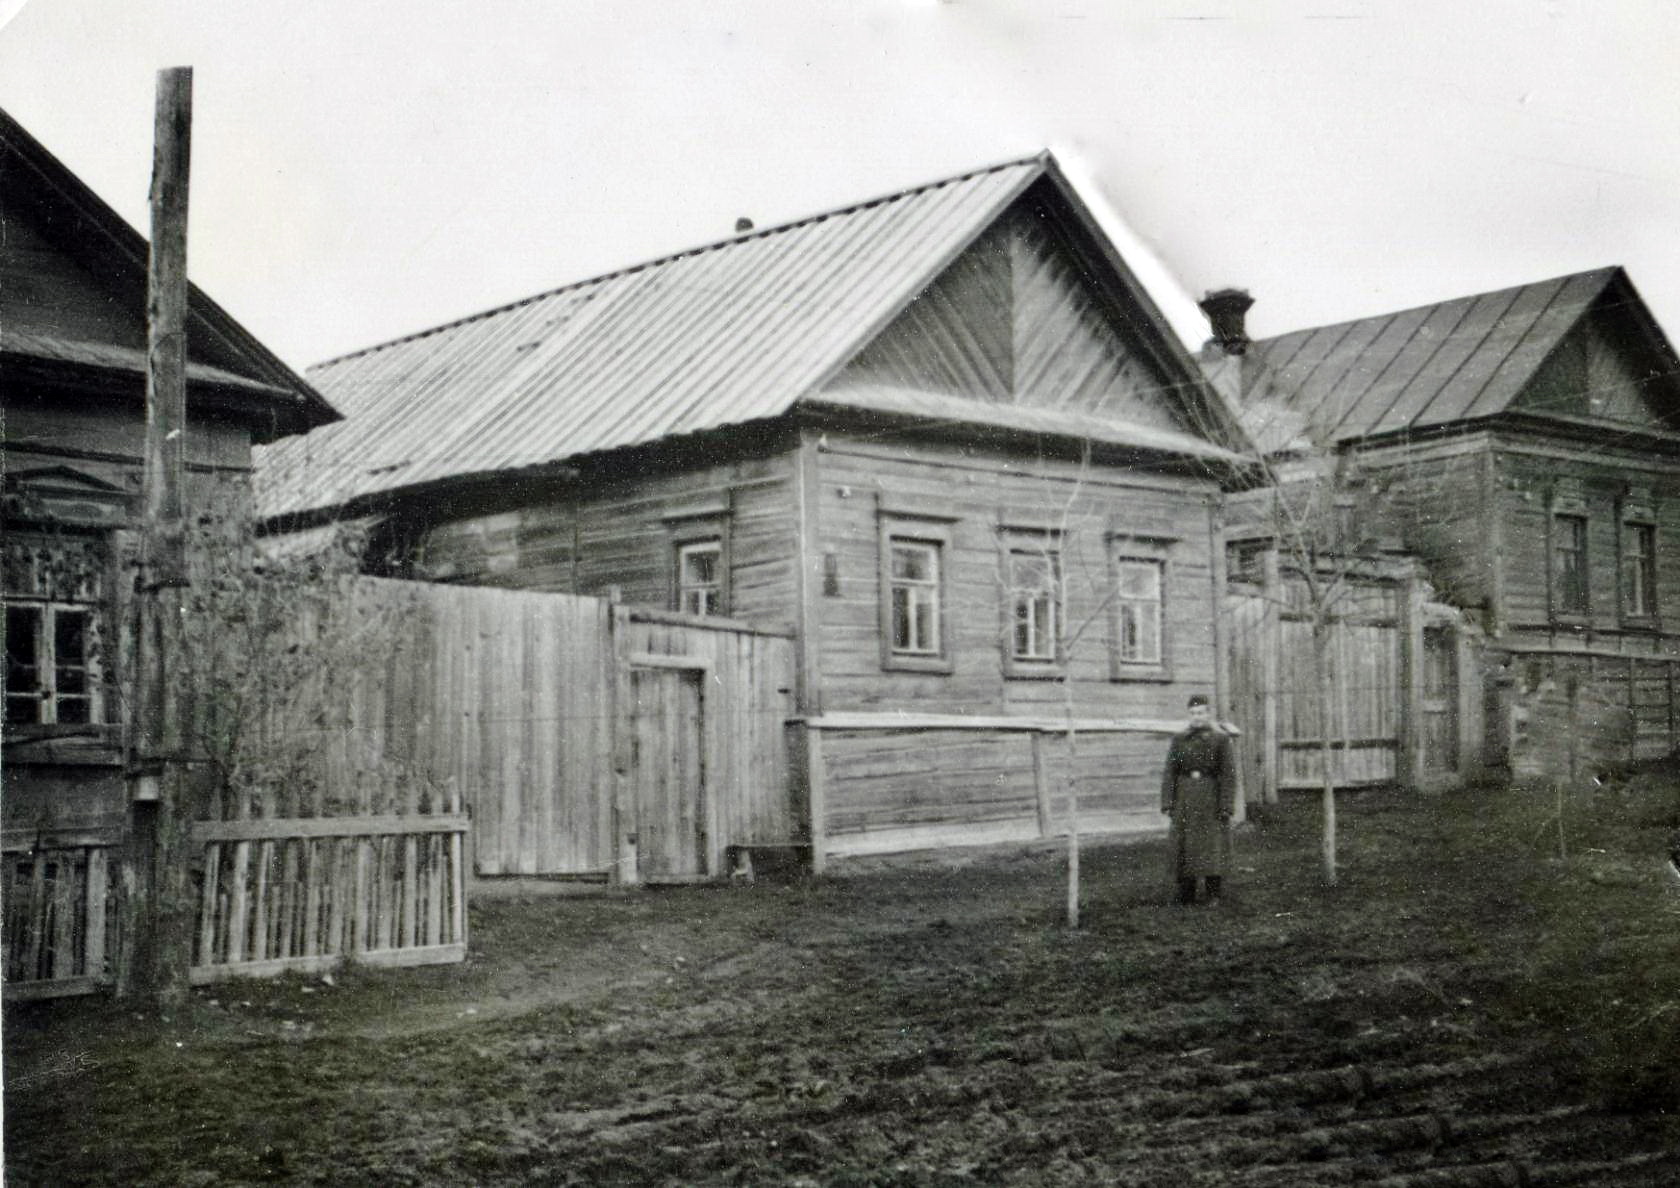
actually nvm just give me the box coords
[1107,533,1174,682]
[1548,510,1591,624]
[1000,528,1064,679]
[1618,488,1659,628]
[675,537,725,617]
[878,517,954,674]
[5,599,102,729]
[663,501,732,619]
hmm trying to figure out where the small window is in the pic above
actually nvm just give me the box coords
[5,602,98,726]
[890,539,942,655]
[676,539,723,616]
[1116,559,1163,666]
[1227,540,1268,583]
[1622,521,1656,620]
[1553,514,1589,616]
[1008,548,1060,664]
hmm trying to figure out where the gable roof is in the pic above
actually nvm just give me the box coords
[1241,267,1680,448]
[0,106,338,442]
[257,152,1246,521]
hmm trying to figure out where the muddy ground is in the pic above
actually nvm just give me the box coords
[6,780,1680,1186]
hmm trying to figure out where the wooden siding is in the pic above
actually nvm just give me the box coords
[843,220,1013,400]
[805,431,1218,849]
[6,399,255,479]
[410,450,798,625]
[1490,440,1680,634]
[818,723,1169,850]
[812,434,1218,717]
[1010,211,1184,429]
[1357,435,1493,612]
[0,204,145,345]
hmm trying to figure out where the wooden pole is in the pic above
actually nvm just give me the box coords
[1261,547,1281,805]
[119,67,199,1004]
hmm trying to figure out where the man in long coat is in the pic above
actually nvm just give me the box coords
[1161,693,1237,904]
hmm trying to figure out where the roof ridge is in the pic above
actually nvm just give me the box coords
[1254,266,1621,348]
[309,151,1052,373]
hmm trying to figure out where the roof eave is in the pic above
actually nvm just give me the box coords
[0,106,340,437]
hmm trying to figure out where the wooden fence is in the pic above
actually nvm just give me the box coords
[275,580,799,883]
[190,813,467,983]
[2,837,113,1001]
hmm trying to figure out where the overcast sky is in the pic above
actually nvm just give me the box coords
[2,0,1677,375]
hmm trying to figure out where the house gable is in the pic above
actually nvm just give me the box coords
[1512,291,1680,432]
[823,199,1197,439]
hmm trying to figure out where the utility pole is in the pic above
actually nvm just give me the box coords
[119,67,198,1003]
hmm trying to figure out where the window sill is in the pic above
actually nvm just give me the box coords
[1004,661,1066,681]
[1110,666,1174,684]
[883,653,954,675]
[1619,616,1661,633]
[3,723,116,744]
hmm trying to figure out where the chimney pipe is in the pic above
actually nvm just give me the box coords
[1199,288,1255,356]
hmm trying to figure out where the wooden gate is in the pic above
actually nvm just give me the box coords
[626,659,707,881]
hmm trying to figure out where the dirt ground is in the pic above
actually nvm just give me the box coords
[6,781,1679,1186]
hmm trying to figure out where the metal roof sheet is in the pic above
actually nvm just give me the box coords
[257,157,1053,519]
[1243,268,1620,446]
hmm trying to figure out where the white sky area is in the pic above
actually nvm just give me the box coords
[1,0,1676,376]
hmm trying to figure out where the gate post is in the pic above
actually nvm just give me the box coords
[1398,564,1426,792]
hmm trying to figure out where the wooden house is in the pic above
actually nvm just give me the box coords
[258,152,1257,869]
[1,108,337,987]
[1208,268,1680,780]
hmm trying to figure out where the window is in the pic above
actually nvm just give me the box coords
[676,539,723,616]
[1552,513,1589,616]
[1115,559,1163,666]
[5,603,97,726]
[1008,548,1060,665]
[889,539,941,655]
[1622,521,1657,620]
[877,505,956,674]
[663,500,730,617]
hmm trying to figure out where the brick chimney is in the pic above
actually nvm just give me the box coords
[1199,288,1255,357]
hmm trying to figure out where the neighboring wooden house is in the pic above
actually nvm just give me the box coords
[258,152,1256,867]
[1207,268,1680,780]
[1,108,337,989]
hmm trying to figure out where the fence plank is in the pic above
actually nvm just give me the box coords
[50,853,76,979]
[85,848,107,981]
[25,854,47,979]
[193,814,470,843]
